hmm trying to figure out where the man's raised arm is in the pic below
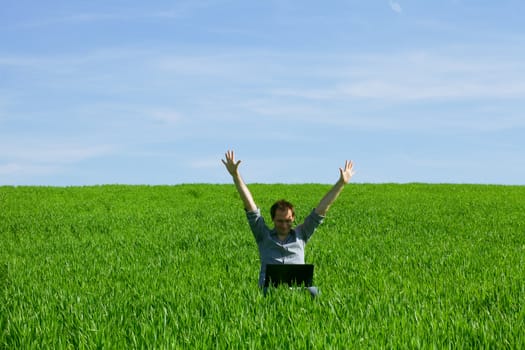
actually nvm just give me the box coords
[315,160,355,216]
[222,150,257,212]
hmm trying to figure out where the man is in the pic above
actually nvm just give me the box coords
[222,150,354,296]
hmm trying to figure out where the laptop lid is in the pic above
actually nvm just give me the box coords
[264,264,314,288]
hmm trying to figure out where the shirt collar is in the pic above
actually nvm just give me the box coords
[270,228,296,243]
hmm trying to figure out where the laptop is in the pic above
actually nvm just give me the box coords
[264,264,314,288]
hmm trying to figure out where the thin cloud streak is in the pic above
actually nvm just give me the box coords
[239,97,525,132]
[338,80,525,100]
[4,46,524,98]
[0,163,60,176]
[0,141,116,180]
[13,3,208,29]
[0,142,116,164]
[4,46,523,138]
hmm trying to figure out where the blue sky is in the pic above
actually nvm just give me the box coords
[1,0,524,185]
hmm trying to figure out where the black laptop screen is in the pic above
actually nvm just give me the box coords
[264,264,314,287]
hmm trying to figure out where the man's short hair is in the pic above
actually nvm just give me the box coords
[270,199,295,220]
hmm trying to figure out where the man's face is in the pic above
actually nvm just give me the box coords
[272,208,295,237]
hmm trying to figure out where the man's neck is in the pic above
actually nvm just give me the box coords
[277,233,288,241]
[277,231,292,243]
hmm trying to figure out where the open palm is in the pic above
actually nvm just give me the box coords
[222,150,241,176]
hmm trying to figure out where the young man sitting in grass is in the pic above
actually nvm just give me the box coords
[222,150,354,297]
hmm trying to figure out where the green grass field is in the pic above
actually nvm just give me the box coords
[1,183,524,348]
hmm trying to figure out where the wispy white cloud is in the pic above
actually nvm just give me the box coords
[270,77,525,103]
[337,79,525,101]
[269,50,525,102]
[148,108,184,125]
[15,46,524,105]
[239,94,525,132]
[16,13,130,29]
[0,140,118,180]
[14,1,213,29]
[1,142,115,164]
[0,162,60,176]
[3,46,524,134]
[189,159,221,169]
[389,0,403,14]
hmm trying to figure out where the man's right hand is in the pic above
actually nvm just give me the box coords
[222,150,257,211]
[222,150,241,177]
